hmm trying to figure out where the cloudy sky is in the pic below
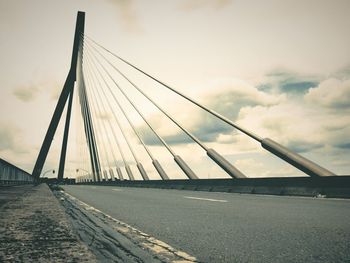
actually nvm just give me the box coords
[0,0,349,179]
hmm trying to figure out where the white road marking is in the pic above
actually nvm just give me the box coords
[62,191,197,262]
[184,196,228,203]
[112,188,122,192]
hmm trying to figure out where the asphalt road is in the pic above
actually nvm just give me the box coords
[63,185,350,262]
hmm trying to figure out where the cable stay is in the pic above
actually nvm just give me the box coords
[84,50,169,180]
[85,55,149,180]
[82,53,121,181]
[78,63,102,182]
[84,39,246,179]
[83,43,198,180]
[83,34,335,178]
[84,60,132,180]
[83,63,116,181]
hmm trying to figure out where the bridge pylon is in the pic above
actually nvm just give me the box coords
[32,11,100,182]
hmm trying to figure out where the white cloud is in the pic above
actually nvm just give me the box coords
[203,78,285,107]
[0,121,28,154]
[139,78,285,146]
[179,0,232,11]
[107,0,142,33]
[135,74,349,176]
[236,81,350,156]
[304,78,350,109]
[233,158,300,177]
[12,85,39,102]
[236,103,321,145]
[137,76,349,155]
[12,78,62,102]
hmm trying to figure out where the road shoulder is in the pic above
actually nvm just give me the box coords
[55,189,198,263]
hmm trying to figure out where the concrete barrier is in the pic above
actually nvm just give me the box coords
[77,176,350,198]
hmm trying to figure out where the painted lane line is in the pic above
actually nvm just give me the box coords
[112,188,122,192]
[184,196,228,203]
[62,191,197,262]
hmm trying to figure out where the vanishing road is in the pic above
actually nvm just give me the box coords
[63,185,350,262]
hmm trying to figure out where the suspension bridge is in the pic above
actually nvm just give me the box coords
[1,11,350,263]
[30,11,338,185]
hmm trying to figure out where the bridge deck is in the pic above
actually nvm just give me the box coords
[63,185,350,262]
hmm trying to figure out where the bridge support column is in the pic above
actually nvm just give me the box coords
[58,88,74,181]
[32,11,86,181]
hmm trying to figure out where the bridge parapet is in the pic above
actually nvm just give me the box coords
[78,176,350,198]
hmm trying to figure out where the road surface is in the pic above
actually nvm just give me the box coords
[63,185,350,262]
[0,185,32,207]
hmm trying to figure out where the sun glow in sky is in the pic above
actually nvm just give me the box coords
[0,0,349,179]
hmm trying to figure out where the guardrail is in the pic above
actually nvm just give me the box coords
[0,158,34,185]
[77,176,350,198]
